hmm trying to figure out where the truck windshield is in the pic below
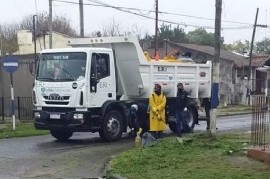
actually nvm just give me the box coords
[36,52,87,82]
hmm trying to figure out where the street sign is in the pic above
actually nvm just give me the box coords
[3,56,18,73]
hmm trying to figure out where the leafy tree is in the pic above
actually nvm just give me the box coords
[187,28,214,46]
[159,24,188,43]
[224,40,250,54]
[256,38,270,54]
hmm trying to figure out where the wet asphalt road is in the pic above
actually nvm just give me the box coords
[0,114,252,179]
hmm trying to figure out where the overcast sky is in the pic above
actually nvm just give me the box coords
[1,0,270,44]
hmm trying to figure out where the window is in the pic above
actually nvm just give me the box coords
[91,53,110,80]
[37,52,86,82]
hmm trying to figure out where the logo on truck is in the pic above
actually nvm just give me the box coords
[48,93,64,101]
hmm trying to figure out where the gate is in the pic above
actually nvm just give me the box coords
[251,95,270,150]
[0,97,33,123]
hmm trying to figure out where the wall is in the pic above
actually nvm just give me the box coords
[0,55,34,98]
[17,31,70,55]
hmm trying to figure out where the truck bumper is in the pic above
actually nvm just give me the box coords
[33,110,100,132]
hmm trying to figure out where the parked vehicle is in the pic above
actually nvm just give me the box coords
[33,35,211,141]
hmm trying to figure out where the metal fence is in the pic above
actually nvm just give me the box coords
[251,95,270,150]
[0,97,33,123]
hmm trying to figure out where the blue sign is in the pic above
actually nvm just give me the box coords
[3,57,18,73]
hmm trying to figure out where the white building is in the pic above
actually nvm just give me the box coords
[16,30,71,55]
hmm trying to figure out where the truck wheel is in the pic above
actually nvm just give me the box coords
[99,110,124,142]
[168,121,177,133]
[50,129,73,141]
[186,109,197,128]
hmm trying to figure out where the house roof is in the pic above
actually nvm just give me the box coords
[250,55,270,67]
[174,43,249,67]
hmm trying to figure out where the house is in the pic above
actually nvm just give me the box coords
[252,55,270,95]
[142,40,250,105]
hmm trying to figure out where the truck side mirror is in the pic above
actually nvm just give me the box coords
[90,53,100,93]
[29,61,36,76]
[90,76,99,93]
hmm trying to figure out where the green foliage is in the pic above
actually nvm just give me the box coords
[187,28,215,46]
[256,38,270,54]
[159,24,188,43]
[108,133,270,179]
[0,123,48,139]
[224,40,250,54]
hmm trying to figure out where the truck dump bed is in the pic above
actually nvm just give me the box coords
[69,35,211,99]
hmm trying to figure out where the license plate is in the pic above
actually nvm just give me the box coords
[50,114,61,119]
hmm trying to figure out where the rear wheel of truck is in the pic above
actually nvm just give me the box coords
[168,121,177,133]
[186,109,198,129]
[50,129,73,141]
[168,109,197,133]
[99,110,124,142]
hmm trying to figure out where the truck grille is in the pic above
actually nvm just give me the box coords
[45,101,69,105]
[43,96,70,100]
[42,107,75,112]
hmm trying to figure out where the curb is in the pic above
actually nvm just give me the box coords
[104,157,127,179]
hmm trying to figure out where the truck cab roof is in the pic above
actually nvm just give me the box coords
[40,47,113,54]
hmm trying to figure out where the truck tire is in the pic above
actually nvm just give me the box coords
[168,109,197,133]
[99,110,124,142]
[50,129,73,141]
[186,109,197,128]
[168,121,177,133]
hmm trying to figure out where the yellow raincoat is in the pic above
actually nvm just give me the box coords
[149,92,167,132]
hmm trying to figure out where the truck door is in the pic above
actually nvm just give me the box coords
[88,52,116,107]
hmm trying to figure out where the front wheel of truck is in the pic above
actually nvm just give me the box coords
[50,129,73,141]
[99,110,124,142]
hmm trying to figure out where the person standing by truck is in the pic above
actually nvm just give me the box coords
[149,84,167,139]
[201,98,211,130]
[175,83,192,142]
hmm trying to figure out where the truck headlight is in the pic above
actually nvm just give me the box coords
[34,112,41,119]
[73,113,84,120]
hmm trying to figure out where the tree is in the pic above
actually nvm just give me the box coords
[20,12,77,37]
[0,12,78,54]
[0,23,20,54]
[224,40,250,54]
[159,24,188,43]
[187,28,215,46]
[101,19,123,37]
[256,38,270,54]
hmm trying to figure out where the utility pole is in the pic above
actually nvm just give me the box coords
[49,0,53,49]
[79,0,84,37]
[210,0,222,135]
[33,15,37,69]
[247,8,266,105]
[247,8,259,105]
[154,0,158,59]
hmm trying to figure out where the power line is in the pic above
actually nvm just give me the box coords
[52,0,262,30]
[53,0,254,26]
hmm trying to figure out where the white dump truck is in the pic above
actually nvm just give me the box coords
[33,35,211,141]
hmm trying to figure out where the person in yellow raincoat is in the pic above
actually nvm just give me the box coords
[149,84,167,138]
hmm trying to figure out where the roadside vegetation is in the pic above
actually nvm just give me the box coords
[218,104,252,116]
[107,133,270,179]
[0,122,48,139]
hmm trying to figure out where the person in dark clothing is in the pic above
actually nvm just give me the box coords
[175,83,192,141]
[129,103,149,136]
[201,98,211,130]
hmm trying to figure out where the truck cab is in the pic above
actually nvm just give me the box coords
[33,48,127,141]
